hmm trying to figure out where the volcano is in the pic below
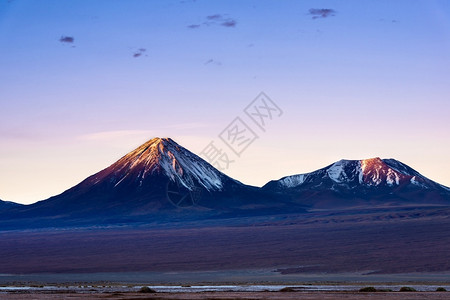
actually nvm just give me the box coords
[0,138,297,228]
[263,157,450,208]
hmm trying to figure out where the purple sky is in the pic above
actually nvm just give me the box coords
[1,0,449,204]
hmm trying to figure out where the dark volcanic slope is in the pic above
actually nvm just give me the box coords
[263,157,450,208]
[0,138,299,229]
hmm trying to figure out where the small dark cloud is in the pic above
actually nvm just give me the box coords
[221,20,236,27]
[187,24,201,29]
[59,36,74,43]
[204,59,222,66]
[308,8,336,19]
[207,14,222,20]
[187,14,237,29]
[132,48,147,58]
[379,18,399,24]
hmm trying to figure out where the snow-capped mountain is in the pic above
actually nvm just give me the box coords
[263,157,450,208]
[0,138,296,228]
[30,137,250,213]
[84,137,229,192]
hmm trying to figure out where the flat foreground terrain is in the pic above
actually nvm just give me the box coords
[1,207,450,275]
[3,291,450,300]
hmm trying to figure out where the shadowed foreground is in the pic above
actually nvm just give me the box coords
[1,207,450,275]
[2,291,450,300]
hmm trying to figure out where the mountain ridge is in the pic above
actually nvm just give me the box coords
[0,199,23,212]
[0,138,449,229]
[265,157,449,189]
[263,157,450,208]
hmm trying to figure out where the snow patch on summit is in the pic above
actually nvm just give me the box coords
[111,138,225,191]
[326,160,349,183]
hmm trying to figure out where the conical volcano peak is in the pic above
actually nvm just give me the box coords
[146,137,175,146]
[134,137,176,153]
[121,137,179,164]
[89,137,227,192]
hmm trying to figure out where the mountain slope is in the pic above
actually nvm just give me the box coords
[0,138,299,228]
[263,157,450,208]
[0,199,22,212]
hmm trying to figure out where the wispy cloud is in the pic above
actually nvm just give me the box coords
[188,14,237,29]
[308,8,336,19]
[379,18,398,24]
[204,59,222,66]
[164,122,210,130]
[132,48,147,58]
[80,123,210,141]
[206,14,222,20]
[0,128,41,140]
[80,130,157,141]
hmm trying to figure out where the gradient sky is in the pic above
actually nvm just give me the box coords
[1,0,449,204]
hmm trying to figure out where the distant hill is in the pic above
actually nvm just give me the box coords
[0,199,22,212]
